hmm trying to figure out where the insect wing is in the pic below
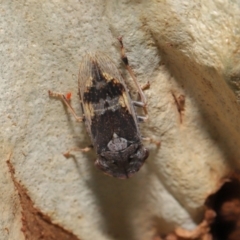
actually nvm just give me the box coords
[78,52,139,141]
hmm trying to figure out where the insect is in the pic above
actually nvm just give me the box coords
[172,92,185,123]
[49,37,157,179]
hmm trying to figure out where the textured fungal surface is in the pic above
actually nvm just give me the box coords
[1,1,240,240]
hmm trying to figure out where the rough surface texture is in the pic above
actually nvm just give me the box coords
[1,1,240,240]
[0,154,24,240]
[7,160,80,240]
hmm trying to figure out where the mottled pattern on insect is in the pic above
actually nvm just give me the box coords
[49,38,157,179]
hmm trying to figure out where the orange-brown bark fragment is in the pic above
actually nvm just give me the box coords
[7,159,80,240]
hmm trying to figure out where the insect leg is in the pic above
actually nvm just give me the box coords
[48,90,83,122]
[137,115,148,122]
[118,37,148,116]
[141,81,150,91]
[132,100,149,122]
[142,137,161,147]
[63,145,93,158]
[134,81,150,122]
[171,92,185,124]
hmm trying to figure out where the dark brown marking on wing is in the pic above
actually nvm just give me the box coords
[91,108,140,154]
[83,61,125,103]
[83,80,124,103]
